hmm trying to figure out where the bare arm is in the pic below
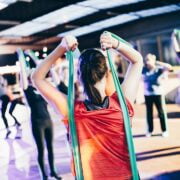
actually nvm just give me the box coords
[155,61,172,71]
[25,49,61,86]
[172,32,180,53]
[17,49,28,90]
[31,36,78,117]
[100,32,143,103]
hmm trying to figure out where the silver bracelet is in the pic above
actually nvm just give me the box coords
[115,40,120,50]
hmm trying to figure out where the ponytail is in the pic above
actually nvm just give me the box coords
[79,49,107,104]
[84,82,102,104]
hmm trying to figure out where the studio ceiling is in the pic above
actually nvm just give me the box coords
[0,0,179,53]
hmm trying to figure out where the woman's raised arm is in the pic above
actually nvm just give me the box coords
[31,36,78,117]
[100,32,143,104]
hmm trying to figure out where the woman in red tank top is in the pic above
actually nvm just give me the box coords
[32,32,143,180]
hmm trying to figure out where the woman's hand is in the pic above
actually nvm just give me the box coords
[100,32,118,50]
[31,35,78,117]
[60,35,78,51]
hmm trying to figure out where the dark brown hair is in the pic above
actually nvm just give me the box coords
[78,49,108,104]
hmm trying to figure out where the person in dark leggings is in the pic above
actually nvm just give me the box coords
[0,94,11,138]
[18,57,61,180]
[0,76,22,138]
[24,85,61,180]
[142,53,172,137]
[9,97,23,128]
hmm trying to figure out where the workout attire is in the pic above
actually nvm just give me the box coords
[9,97,23,127]
[57,81,68,95]
[0,86,21,138]
[0,86,10,130]
[67,92,134,180]
[142,66,167,134]
[24,85,60,179]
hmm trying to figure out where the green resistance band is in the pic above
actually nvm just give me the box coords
[105,31,139,180]
[17,48,30,72]
[66,50,84,180]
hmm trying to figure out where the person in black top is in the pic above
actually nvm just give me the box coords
[18,53,61,180]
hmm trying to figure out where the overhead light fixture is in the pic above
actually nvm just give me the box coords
[1,0,17,3]
[0,21,56,36]
[35,51,39,57]
[0,0,17,10]
[19,0,33,2]
[34,5,97,24]
[0,3,98,36]
[0,2,8,10]
[78,0,145,9]
[43,46,48,52]
[59,14,138,37]
[132,5,180,17]
[59,4,180,37]
[0,0,32,11]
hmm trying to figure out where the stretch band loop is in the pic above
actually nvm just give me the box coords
[66,50,84,180]
[105,31,139,180]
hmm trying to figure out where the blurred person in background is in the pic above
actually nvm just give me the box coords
[172,29,180,105]
[142,53,172,137]
[0,75,11,138]
[0,75,22,138]
[172,29,180,58]
[18,59,61,180]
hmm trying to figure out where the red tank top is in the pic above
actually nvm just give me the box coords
[72,92,134,180]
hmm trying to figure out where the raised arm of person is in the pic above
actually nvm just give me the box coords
[155,61,173,71]
[25,49,61,86]
[172,31,180,53]
[17,50,29,90]
[31,36,78,117]
[100,32,143,103]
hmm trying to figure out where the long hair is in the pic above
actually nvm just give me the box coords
[78,49,108,104]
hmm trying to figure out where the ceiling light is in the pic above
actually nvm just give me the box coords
[0,2,8,10]
[0,4,98,36]
[43,47,48,52]
[34,5,97,24]
[59,14,138,37]
[78,0,145,9]
[59,4,180,37]
[132,5,180,17]
[35,51,39,57]
[0,21,56,36]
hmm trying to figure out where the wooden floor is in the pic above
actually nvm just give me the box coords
[0,103,179,180]
[133,104,180,180]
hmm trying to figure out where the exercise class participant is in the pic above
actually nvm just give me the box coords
[32,32,143,179]
[0,76,22,138]
[18,62,61,180]
[142,53,172,137]
[0,75,11,138]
